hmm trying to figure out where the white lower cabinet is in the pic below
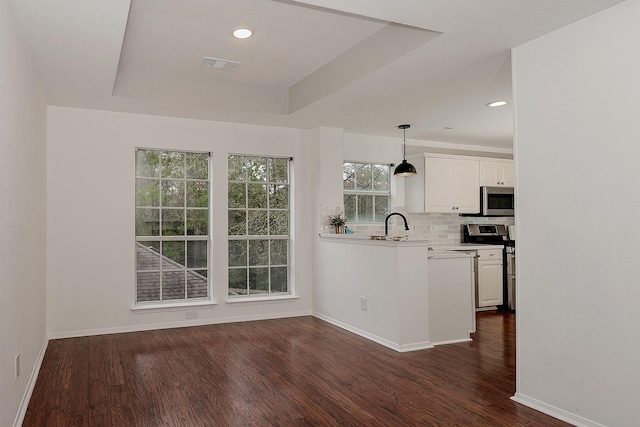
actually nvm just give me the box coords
[476,249,503,307]
[427,252,475,343]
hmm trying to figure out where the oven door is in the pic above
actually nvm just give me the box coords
[481,186,515,216]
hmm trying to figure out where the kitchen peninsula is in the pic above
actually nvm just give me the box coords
[315,234,489,352]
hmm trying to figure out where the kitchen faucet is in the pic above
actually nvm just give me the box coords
[384,212,410,236]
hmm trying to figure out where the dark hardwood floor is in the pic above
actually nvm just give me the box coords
[23,312,568,426]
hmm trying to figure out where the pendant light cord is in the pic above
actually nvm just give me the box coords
[403,127,407,160]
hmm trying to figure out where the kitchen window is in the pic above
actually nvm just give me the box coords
[228,155,290,297]
[134,149,210,305]
[343,162,390,223]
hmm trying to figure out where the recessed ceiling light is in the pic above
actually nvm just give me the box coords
[486,100,508,107]
[233,27,253,39]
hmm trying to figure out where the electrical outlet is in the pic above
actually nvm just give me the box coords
[185,311,198,320]
[360,297,368,311]
[15,354,20,380]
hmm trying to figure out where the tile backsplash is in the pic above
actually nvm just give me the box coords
[346,213,515,244]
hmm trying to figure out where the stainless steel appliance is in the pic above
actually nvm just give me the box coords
[506,246,516,310]
[462,224,515,311]
[506,224,516,310]
[480,186,515,217]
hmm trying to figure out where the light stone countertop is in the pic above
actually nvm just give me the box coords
[318,234,505,250]
[318,233,430,246]
[426,242,505,251]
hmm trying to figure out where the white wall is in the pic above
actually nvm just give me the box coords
[0,0,47,425]
[310,127,345,312]
[311,127,345,231]
[513,1,640,426]
[46,107,313,336]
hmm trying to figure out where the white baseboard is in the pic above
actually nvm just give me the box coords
[396,340,434,352]
[312,312,433,352]
[47,310,313,339]
[511,392,606,427]
[13,334,49,427]
[432,337,472,346]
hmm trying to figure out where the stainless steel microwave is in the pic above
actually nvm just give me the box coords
[481,186,514,216]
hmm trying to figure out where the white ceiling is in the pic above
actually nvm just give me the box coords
[10,0,624,149]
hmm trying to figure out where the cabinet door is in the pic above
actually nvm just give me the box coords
[424,157,455,212]
[500,162,514,187]
[454,159,480,213]
[479,160,501,186]
[480,160,514,187]
[477,261,503,307]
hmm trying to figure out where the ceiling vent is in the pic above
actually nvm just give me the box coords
[200,57,241,71]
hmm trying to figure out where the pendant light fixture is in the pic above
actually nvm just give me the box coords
[393,124,417,176]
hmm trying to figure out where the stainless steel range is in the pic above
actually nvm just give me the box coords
[463,224,516,311]
[505,225,516,310]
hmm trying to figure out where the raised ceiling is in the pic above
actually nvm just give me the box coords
[10,0,625,149]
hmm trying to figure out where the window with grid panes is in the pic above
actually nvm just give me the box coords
[228,155,290,296]
[135,149,210,304]
[343,162,391,223]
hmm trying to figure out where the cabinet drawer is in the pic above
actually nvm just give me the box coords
[476,249,502,261]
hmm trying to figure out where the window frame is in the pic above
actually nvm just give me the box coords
[134,148,212,307]
[227,154,292,298]
[343,161,392,223]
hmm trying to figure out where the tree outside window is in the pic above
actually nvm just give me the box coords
[228,155,290,297]
[343,162,390,223]
[135,149,210,304]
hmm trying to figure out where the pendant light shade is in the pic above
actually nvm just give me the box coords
[394,159,417,176]
[393,124,417,176]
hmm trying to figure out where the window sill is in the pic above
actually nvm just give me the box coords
[226,295,300,304]
[131,300,218,313]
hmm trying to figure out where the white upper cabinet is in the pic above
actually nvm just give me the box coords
[406,155,479,213]
[423,157,455,212]
[452,159,481,212]
[479,160,514,187]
